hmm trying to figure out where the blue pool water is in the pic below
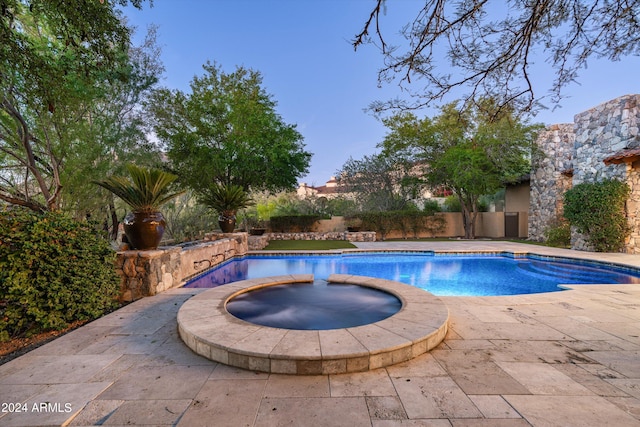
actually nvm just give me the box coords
[185,252,640,296]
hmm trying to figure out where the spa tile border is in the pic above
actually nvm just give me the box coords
[177,274,449,375]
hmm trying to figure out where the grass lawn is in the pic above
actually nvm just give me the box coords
[262,240,357,250]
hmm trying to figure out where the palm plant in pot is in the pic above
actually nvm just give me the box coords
[198,183,254,233]
[94,164,185,250]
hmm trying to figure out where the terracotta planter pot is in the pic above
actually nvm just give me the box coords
[218,215,236,233]
[123,211,166,250]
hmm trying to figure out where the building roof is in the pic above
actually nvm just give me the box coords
[603,147,640,165]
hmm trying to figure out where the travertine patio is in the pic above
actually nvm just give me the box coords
[1,241,640,426]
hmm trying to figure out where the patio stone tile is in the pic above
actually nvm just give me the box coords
[97,364,214,400]
[0,354,120,385]
[78,333,166,355]
[145,341,218,366]
[385,353,449,378]
[467,395,521,419]
[366,395,408,420]
[264,374,330,398]
[586,350,640,378]
[255,397,371,427]
[554,363,632,397]
[0,384,47,404]
[605,379,640,398]
[605,396,640,420]
[504,394,640,426]
[448,420,532,426]
[0,382,111,427]
[177,378,266,427]
[329,369,397,397]
[461,305,521,323]
[209,363,269,380]
[372,420,453,427]
[25,325,119,356]
[431,350,530,395]
[101,399,191,425]
[68,399,124,426]
[445,339,496,350]
[391,375,482,419]
[537,316,628,341]
[88,354,149,382]
[495,361,592,395]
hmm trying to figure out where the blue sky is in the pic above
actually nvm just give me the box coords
[122,1,640,187]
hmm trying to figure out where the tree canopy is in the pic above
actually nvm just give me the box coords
[149,62,311,194]
[354,0,640,114]
[380,100,540,238]
[0,0,152,212]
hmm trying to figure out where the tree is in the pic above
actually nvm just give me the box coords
[337,151,423,212]
[149,62,311,194]
[0,0,149,212]
[354,0,640,114]
[380,101,540,238]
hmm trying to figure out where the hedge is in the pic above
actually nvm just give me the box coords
[563,179,630,252]
[0,209,120,341]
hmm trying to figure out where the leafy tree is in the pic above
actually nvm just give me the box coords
[354,0,640,114]
[380,101,539,238]
[337,151,424,212]
[149,62,311,194]
[0,0,150,212]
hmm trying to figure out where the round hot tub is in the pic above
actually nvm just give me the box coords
[177,274,449,375]
[226,280,402,330]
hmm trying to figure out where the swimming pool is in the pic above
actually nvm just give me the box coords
[184,252,640,296]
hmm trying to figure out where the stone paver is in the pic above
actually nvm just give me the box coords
[1,241,640,426]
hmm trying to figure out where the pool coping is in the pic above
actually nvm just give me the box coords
[177,274,449,375]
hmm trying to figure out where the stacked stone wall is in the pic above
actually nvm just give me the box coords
[528,123,575,241]
[571,95,640,251]
[116,233,247,301]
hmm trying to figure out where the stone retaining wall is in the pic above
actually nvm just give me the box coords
[116,233,247,301]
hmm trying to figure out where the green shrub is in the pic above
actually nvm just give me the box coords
[353,210,446,240]
[0,209,120,341]
[443,196,461,212]
[422,199,442,215]
[543,218,571,248]
[563,179,631,252]
[269,214,323,232]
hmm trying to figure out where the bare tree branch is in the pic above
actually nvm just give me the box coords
[354,0,640,115]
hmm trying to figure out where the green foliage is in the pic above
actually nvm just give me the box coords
[443,196,461,212]
[352,211,446,240]
[422,199,442,215]
[337,152,423,212]
[563,179,631,252]
[0,0,152,212]
[543,218,571,248]
[379,101,540,238]
[270,215,323,232]
[162,192,219,243]
[94,164,184,213]
[197,183,254,218]
[149,62,311,193]
[0,209,120,341]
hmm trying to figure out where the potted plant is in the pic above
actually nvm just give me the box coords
[198,183,254,233]
[94,164,184,250]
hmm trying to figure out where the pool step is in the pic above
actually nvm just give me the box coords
[516,261,615,284]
